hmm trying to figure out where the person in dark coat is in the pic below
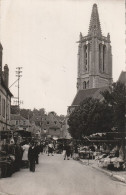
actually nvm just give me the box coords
[14,144,23,171]
[63,143,71,160]
[28,142,36,172]
[35,142,40,164]
[40,142,44,154]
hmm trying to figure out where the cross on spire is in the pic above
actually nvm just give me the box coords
[88,4,102,37]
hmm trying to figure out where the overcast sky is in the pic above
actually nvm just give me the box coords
[0,0,125,115]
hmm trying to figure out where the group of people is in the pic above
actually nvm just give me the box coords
[22,140,56,172]
[0,138,79,178]
[22,141,43,172]
[62,142,79,160]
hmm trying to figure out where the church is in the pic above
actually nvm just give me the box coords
[68,4,113,114]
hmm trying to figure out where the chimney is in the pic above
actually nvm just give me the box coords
[4,64,9,87]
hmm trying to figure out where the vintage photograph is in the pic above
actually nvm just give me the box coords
[0,0,125,194]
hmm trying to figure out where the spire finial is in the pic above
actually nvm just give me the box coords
[88,4,102,37]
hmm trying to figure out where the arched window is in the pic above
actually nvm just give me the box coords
[103,45,106,72]
[86,81,89,88]
[99,44,106,73]
[99,43,102,72]
[84,45,88,71]
[83,81,86,89]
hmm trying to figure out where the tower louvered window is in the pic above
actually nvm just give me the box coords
[0,95,1,115]
[99,44,102,72]
[84,44,89,72]
[99,44,106,73]
[103,45,106,72]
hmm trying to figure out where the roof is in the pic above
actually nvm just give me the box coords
[71,87,109,106]
[11,114,28,121]
[118,71,126,85]
[1,78,13,97]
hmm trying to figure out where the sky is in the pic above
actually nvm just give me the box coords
[0,0,125,115]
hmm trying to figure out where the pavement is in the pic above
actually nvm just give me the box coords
[0,154,126,195]
[79,158,126,184]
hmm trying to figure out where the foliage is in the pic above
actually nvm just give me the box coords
[68,82,126,139]
[101,82,126,133]
[68,97,113,139]
[20,109,33,119]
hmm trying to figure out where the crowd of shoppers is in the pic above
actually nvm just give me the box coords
[0,138,80,178]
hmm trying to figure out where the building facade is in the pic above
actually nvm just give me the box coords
[31,112,63,139]
[0,43,13,131]
[10,114,30,131]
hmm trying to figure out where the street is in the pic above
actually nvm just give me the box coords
[0,154,126,195]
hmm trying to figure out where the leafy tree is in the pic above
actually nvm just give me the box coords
[68,81,126,148]
[20,109,33,119]
[11,105,19,114]
[68,97,113,139]
[101,82,126,160]
[101,82,126,133]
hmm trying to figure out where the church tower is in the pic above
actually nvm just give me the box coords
[77,4,112,91]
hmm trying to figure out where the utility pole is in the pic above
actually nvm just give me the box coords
[15,67,23,113]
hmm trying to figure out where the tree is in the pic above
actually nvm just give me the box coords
[68,82,126,159]
[68,97,113,139]
[101,82,126,133]
[101,82,126,160]
[20,109,33,119]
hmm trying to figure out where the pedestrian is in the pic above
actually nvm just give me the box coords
[40,141,44,154]
[63,143,71,160]
[28,142,36,172]
[14,143,23,171]
[69,142,74,158]
[21,141,30,168]
[48,142,54,156]
[73,144,79,160]
[35,142,40,164]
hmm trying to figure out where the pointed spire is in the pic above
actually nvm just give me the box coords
[88,4,102,37]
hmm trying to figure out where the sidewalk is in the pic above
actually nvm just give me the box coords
[79,159,126,184]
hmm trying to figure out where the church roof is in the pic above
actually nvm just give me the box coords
[71,87,109,106]
[88,4,102,37]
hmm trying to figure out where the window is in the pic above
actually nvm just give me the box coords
[47,121,49,125]
[83,81,86,89]
[99,44,102,72]
[16,120,18,125]
[0,95,1,115]
[84,44,90,72]
[7,103,10,120]
[99,44,106,73]
[103,45,106,72]
[87,81,89,88]
[2,98,5,118]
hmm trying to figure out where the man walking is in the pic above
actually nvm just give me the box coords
[28,142,36,172]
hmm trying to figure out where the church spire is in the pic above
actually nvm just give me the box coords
[88,4,102,37]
